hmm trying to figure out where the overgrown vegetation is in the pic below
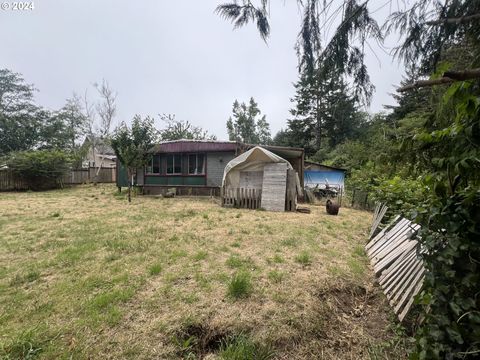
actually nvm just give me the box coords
[218,1,480,356]
[5,150,72,190]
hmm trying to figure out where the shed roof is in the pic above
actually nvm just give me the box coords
[244,143,304,159]
[304,160,347,172]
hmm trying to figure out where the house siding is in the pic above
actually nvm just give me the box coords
[206,151,235,187]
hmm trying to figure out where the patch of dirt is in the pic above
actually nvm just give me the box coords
[310,280,404,358]
[174,322,231,358]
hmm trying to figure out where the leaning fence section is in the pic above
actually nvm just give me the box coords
[366,204,425,321]
[222,187,262,209]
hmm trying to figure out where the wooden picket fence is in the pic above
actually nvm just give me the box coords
[222,187,262,209]
[366,204,425,321]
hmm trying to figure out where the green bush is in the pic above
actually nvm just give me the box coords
[6,150,71,190]
[346,164,426,220]
[370,176,426,219]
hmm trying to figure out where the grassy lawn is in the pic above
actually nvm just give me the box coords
[0,185,407,359]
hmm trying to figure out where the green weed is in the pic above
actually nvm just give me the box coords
[295,251,312,266]
[267,270,284,283]
[226,255,254,269]
[192,251,208,261]
[219,334,274,360]
[227,272,252,299]
[148,263,162,276]
[280,237,297,247]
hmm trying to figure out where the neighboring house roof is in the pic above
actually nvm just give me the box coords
[99,154,116,161]
[249,144,304,160]
[84,135,115,155]
[304,160,347,172]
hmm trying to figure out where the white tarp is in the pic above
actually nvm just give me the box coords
[222,146,293,188]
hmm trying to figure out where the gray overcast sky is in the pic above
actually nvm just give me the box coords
[2,0,404,140]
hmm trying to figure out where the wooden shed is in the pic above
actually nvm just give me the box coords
[221,146,300,212]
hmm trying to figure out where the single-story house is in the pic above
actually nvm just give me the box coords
[116,139,304,196]
[304,160,347,189]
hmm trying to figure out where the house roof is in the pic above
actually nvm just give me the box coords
[304,160,347,172]
[150,139,304,159]
[150,139,238,153]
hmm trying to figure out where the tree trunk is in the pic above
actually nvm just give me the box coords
[315,99,322,150]
[126,168,133,203]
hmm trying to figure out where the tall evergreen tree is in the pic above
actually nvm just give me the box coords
[0,69,42,154]
[282,65,360,156]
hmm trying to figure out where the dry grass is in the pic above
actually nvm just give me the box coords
[0,185,409,359]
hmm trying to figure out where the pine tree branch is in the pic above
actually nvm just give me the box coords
[425,13,480,26]
[397,69,480,92]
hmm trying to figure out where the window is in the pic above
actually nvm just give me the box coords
[167,154,182,174]
[146,155,160,174]
[188,154,205,175]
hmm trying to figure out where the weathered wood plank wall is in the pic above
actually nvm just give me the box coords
[261,163,288,212]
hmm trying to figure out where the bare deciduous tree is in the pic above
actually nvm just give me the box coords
[95,79,117,138]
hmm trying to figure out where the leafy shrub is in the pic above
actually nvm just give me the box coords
[347,164,426,220]
[6,150,71,190]
[227,272,252,299]
[413,188,480,359]
[370,176,426,220]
